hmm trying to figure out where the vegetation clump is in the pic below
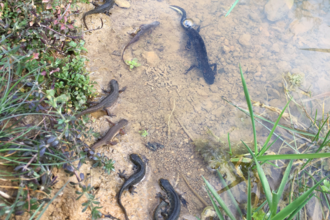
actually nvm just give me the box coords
[0,1,113,219]
[126,58,141,70]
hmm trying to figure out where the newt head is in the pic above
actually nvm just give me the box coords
[203,69,215,85]
[159,178,171,189]
[130,153,143,163]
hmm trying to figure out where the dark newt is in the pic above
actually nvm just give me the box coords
[121,21,160,63]
[90,119,128,150]
[155,179,181,220]
[117,154,146,220]
[169,5,217,85]
[154,199,169,220]
[83,0,115,30]
[76,79,125,118]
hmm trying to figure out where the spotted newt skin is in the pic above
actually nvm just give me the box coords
[76,79,123,118]
[169,5,217,85]
[117,154,146,220]
[82,0,115,30]
[122,21,160,63]
[90,119,128,150]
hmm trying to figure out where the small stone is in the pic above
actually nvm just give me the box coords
[222,45,230,53]
[115,0,130,8]
[289,17,315,35]
[142,51,160,66]
[264,0,290,22]
[238,34,251,46]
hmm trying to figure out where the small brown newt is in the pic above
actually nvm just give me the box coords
[76,79,125,118]
[90,119,128,150]
[121,21,160,63]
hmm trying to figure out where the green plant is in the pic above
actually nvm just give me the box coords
[1,0,97,110]
[126,58,141,70]
[0,1,110,218]
[76,184,102,220]
[201,64,330,219]
[85,149,115,174]
[321,180,330,192]
[139,129,148,137]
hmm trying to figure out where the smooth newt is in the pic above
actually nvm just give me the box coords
[122,21,160,63]
[76,79,124,118]
[90,119,128,150]
[83,0,115,30]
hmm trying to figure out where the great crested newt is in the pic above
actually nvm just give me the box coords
[83,0,115,30]
[117,154,146,220]
[122,21,160,63]
[169,5,217,85]
[76,79,125,118]
[90,119,128,150]
[155,179,181,220]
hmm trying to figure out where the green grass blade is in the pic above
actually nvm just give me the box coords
[247,172,252,220]
[216,170,243,218]
[228,133,232,156]
[286,195,314,220]
[272,177,326,220]
[225,0,240,17]
[259,99,291,156]
[270,160,293,216]
[29,201,46,220]
[257,152,330,161]
[205,186,225,220]
[202,176,236,220]
[262,161,280,168]
[301,129,330,170]
[5,186,23,220]
[254,200,267,213]
[35,181,69,220]
[260,136,280,157]
[314,109,317,125]
[312,117,328,142]
[223,98,323,140]
[239,64,258,153]
[242,141,272,207]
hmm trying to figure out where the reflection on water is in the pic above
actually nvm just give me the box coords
[81,0,330,219]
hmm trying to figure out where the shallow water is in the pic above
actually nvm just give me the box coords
[59,0,330,219]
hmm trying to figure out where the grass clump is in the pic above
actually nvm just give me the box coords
[201,65,330,219]
[0,1,114,219]
[1,0,96,110]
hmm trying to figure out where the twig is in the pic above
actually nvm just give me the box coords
[82,18,104,33]
[39,24,82,39]
[180,172,208,206]
[60,4,71,19]
[174,114,194,140]
[0,186,49,196]
[26,186,31,212]
[167,99,176,139]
